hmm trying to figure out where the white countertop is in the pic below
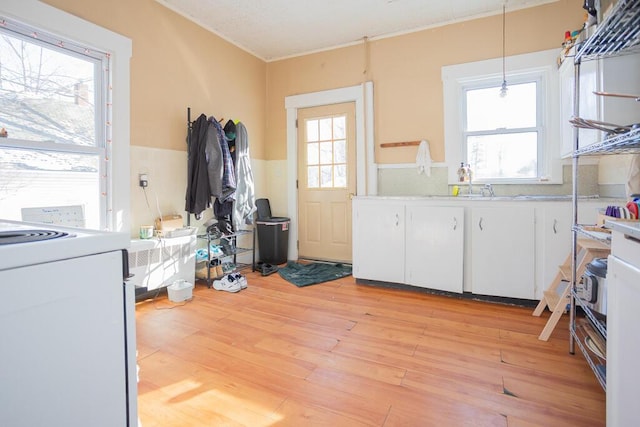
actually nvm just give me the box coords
[606,220,640,240]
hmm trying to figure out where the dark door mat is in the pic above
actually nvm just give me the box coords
[278,261,352,287]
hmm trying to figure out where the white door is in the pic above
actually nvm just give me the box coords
[352,198,405,283]
[405,205,464,293]
[471,206,535,299]
[297,103,356,262]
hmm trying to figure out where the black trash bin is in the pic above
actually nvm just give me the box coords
[255,199,290,265]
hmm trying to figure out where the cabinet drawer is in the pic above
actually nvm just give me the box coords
[611,230,640,267]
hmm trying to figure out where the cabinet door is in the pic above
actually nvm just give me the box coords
[405,205,464,293]
[471,206,535,299]
[352,200,405,283]
[539,204,572,299]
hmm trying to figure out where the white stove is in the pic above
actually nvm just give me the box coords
[0,220,129,271]
[0,219,137,427]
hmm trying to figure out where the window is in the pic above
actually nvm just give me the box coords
[0,18,110,229]
[304,115,348,189]
[464,80,541,180]
[442,49,561,185]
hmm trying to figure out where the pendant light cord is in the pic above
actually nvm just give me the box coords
[502,4,506,81]
[500,3,508,97]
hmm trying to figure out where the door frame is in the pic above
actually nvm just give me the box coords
[285,82,375,261]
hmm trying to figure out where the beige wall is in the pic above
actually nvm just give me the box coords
[44,0,267,157]
[40,0,599,231]
[266,0,584,164]
[43,0,269,235]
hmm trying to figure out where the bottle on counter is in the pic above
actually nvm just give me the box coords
[457,162,466,182]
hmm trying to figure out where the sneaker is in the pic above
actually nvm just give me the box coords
[230,273,247,289]
[212,276,241,293]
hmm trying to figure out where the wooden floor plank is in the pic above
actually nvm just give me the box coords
[135,272,605,426]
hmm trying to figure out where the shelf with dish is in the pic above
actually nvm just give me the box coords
[570,313,607,389]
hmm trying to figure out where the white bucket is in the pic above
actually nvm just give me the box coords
[167,279,193,302]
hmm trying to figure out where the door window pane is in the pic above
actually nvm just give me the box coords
[334,165,347,187]
[303,114,348,189]
[320,165,333,188]
[307,166,319,188]
[319,141,332,164]
[307,142,319,165]
[333,116,346,139]
[306,119,319,142]
[319,118,332,141]
[334,140,346,163]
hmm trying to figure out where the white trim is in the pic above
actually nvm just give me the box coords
[285,82,375,260]
[378,162,447,169]
[1,0,132,232]
[442,48,561,185]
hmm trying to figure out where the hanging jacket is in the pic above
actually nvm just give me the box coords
[185,114,211,217]
[210,117,236,202]
[205,120,223,199]
[232,122,256,230]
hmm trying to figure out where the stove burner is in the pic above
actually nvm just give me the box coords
[0,229,72,245]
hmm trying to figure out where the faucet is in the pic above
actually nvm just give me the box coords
[481,183,495,197]
[466,164,473,194]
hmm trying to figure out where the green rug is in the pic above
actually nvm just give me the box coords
[278,261,352,287]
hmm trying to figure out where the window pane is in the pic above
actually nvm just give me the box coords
[334,165,347,188]
[466,82,537,131]
[307,142,319,165]
[334,140,346,163]
[467,132,538,179]
[306,119,319,142]
[333,116,346,139]
[320,165,333,188]
[319,141,332,164]
[0,32,98,146]
[307,166,319,188]
[319,118,332,141]
[0,147,100,228]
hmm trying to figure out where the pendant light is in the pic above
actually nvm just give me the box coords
[499,3,508,98]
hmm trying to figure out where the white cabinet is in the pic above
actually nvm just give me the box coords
[470,206,535,299]
[538,204,572,299]
[607,227,640,427]
[405,204,464,293]
[352,199,405,283]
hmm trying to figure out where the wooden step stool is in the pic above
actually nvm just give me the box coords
[533,238,610,341]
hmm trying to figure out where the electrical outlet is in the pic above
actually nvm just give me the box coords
[139,173,148,188]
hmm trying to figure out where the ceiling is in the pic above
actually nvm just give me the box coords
[156,0,558,61]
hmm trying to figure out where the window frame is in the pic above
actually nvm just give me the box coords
[462,75,544,182]
[0,23,109,228]
[0,0,131,231]
[442,49,562,185]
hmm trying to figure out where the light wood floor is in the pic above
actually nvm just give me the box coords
[135,271,605,426]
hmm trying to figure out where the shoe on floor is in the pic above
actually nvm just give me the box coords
[229,273,247,289]
[261,263,278,276]
[212,276,242,293]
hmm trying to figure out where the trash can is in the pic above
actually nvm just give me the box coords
[255,198,290,265]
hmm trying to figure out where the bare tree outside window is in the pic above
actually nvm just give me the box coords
[0,27,107,229]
